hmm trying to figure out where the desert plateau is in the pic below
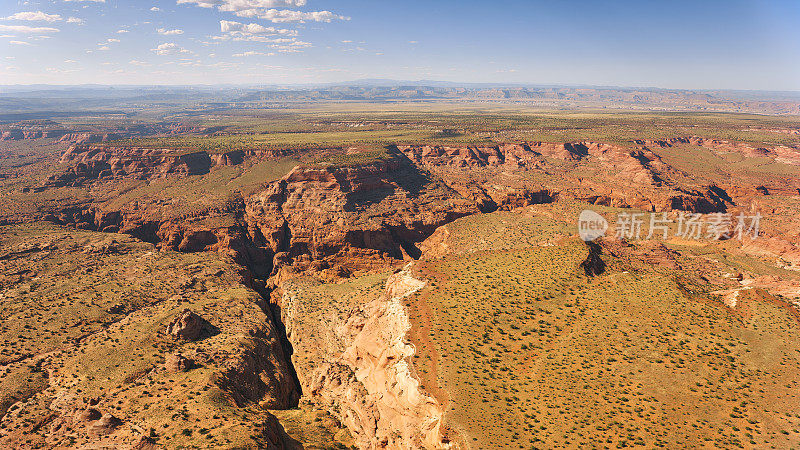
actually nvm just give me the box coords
[0,99,799,449]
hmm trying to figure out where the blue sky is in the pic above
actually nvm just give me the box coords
[1,0,798,89]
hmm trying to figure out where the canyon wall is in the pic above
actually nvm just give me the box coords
[278,264,454,449]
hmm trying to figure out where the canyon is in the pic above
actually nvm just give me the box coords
[1,108,799,448]
[30,136,800,279]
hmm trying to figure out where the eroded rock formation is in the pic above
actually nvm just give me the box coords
[243,152,478,276]
[166,309,205,341]
[47,146,214,186]
[283,264,452,449]
[397,141,731,214]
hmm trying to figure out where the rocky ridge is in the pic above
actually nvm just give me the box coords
[0,225,301,448]
[0,121,203,143]
[398,141,731,213]
[39,138,800,283]
[47,146,214,187]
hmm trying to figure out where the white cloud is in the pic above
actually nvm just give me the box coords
[96,38,119,47]
[46,67,79,74]
[176,0,343,58]
[236,9,348,23]
[150,7,161,11]
[0,24,60,33]
[177,0,307,11]
[157,28,184,35]
[233,51,271,57]
[220,20,296,36]
[67,17,85,24]
[276,43,309,52]
[176,0,345,23]
[151,42,192,55]
[269,38,311,52]
[212,32,308,51]
[64,0,105,2]
[212,29,310,51]
[117,29,129,33]
[3,11,63,22]
[9,40,32,45]
[129,60,151,66]
[207,61,239,69]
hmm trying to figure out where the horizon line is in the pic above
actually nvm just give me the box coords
[1,81,799,95]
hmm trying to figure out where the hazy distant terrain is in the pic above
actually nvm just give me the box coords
[2,83,800,121]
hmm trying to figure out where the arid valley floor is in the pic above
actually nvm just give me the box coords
[1,93,800,449]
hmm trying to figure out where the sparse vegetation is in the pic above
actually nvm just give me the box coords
[0,104,798,448]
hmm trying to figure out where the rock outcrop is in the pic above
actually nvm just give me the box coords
[164,353,194,372]
[46,146,214,187]
[89,414,123,436]
[287,264,452,449]
[636,136,800,166]
[244,151,478,276]
[212,149,246,166]
[211,317,301,409]
[58,133,122,145]
[398,141,730,214]
[74,408,102,422]
[166,309,205,341]
[1,129,68,140]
